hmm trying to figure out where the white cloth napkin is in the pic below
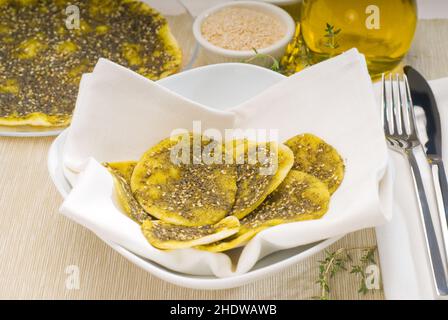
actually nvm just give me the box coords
[375,77,448,300]
[59,49,393,277]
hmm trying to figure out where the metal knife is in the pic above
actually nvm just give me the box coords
[404,66,448,267]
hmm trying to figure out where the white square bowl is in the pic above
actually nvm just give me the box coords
[48,63,343,289]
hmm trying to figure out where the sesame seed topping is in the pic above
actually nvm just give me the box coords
[0,0,180,123]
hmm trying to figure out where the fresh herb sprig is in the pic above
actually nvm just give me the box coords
[316,248,351,300]
[315,246,377,300]
[324,23,341,50]
[243,48,281,72]
[350,247,377,295]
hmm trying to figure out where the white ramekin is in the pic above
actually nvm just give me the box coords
[192,1,296,66]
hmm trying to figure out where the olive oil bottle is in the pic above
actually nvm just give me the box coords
[300,0,417,78]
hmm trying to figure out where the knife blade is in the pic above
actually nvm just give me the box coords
[404,66,442,157]
[405,66,448,277]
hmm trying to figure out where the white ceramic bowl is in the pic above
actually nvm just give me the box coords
[192,1,295,66]
[48,63,342,289]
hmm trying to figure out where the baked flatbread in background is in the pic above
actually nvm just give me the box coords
[0,0,181,128]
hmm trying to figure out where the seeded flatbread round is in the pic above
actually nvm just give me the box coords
[131,133,238,226]
[141,216,240,250]
[198,170,330,252]
[104,161,152,224]
[229,140,294,219]
[285,133,345,194]
[0,0,181,127]
[104,161,137,183]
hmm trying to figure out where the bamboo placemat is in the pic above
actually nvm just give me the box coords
[0,19,446,300]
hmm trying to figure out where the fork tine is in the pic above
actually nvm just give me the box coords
[396,74,407,135]
[390,73,401,135]
[390,74,403,134]
[381,74,391,136]
[403,74,417,136]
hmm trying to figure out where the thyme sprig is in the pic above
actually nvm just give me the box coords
[324,23,341,50]
[350,247,377,295]
[243,48,281,72]
[315,246,377,300]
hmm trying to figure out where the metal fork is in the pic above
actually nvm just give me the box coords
[382,73,448,296]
